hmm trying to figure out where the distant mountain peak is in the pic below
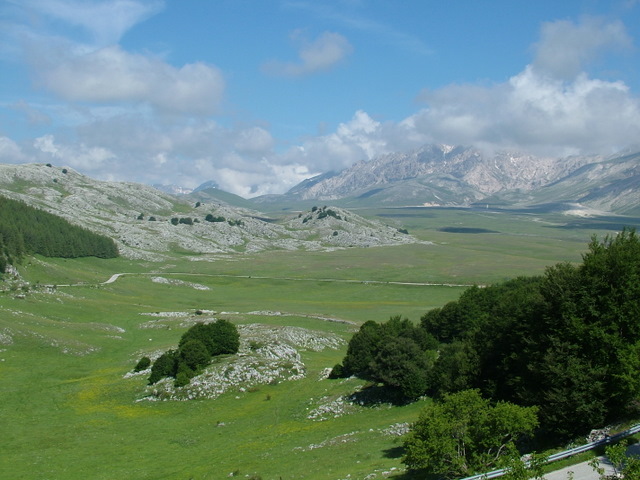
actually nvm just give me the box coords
[285,143,607,208]
[193,180,220,193]
[153,184,194,195]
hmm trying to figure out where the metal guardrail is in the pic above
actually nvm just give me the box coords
[460,423,640,480]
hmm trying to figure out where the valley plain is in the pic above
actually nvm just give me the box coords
[2,206,639,479]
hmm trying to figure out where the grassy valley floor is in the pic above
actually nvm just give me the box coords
[2,208,639,479]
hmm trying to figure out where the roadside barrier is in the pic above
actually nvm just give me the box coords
[460,423,640,480]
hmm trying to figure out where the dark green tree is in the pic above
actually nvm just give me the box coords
[0,195,118,274]
[370,336,433,399]
[429,340,480,396]
[340,320,384,378]
[148,350,178,385]
[179,339,210,371]
[178,320,239,357]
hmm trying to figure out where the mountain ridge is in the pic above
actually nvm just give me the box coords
[274,144,640,214]
[0,163,423,260]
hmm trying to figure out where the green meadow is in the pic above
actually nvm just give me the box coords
[2,207,638,479]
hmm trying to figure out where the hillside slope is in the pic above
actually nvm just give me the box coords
[0,164,422,259]
[517,151,640,215]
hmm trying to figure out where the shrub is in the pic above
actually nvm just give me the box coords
[174,371,191,388]
[148,350,178,384]
[205,214,226,222]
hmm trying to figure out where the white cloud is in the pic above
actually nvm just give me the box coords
[24,0,164,45]
[409,64,640,156]
[283,1,431,55]
[207,162,314,198]
[407,17,640,157]
[233,127,274,154]
[35,45,224,115]
[277,110,391,172]
[262,31,353,77]
[532,17,632,79]
[34,134,116,171]
[0,136,27,163]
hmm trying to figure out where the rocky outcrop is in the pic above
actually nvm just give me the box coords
[0,163,423,260]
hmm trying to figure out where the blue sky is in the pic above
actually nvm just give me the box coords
[1,0,640,196]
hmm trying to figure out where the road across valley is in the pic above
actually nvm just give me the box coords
[50,271,478,288]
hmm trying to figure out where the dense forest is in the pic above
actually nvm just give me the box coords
[332,228,640,465]
[0,195,118,272]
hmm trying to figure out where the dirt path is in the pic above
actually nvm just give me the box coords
[88,271,477,288]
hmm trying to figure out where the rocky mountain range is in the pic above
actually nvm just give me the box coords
[0,163,422,260]
[276,145,640,215]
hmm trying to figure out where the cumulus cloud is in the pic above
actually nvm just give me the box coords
[8,0,223,116]
[408,17,640,157]
[233,127,274,154]
[34,134,116,171]
[24,0,164,45]
[532,16,632,79]
[202,162,314,198]
[33,45,224,115]
[0,136,28,163]
[277,110,390,172]
[262,31,353,77]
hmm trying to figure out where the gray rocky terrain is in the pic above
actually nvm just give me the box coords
[0,163,424,259]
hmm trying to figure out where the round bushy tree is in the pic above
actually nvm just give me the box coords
[179,321,240,357]
[179,339,210,370]
[211,319,240,355]
[371,336,433,399]
[148,350,178,385]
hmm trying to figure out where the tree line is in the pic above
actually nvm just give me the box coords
[0,195,118,273]
[331,228,640,474]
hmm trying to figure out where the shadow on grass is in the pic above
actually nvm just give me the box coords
[383,446,405,459]
[438,227,499,234]
[348,384,413,407]
[388,468,439,479]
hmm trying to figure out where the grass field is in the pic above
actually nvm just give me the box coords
[1,207,638,479]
